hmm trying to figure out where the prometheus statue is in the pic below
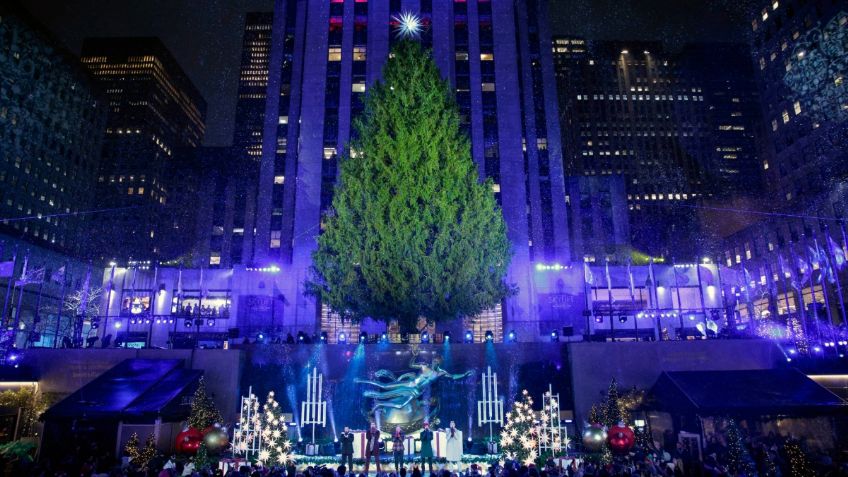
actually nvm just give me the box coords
[357,350,472,433]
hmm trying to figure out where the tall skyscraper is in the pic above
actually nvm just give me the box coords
[0,4,107,255]
[251,0,570,340]
[677,43,764,199]
[750,1,847,211]
[233,12,274,163]
[200,12,274,268]
[716,2,847,282]
[553,38,764,260]
[80,38,207,262]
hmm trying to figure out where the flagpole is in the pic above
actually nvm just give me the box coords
[802,236,822,342]
[147,266,158,348]
[54,261,68,348]
[648,258,660,341]
[116,267,127,347]
[812,234,834,341]
[763,260,778,330]
[696,263,708,339]
[75,262,92,348]
[788,242,810,344]
[31,278,45,348]
[777,252,796,345]
[583,263,593,337]
[12,251,30,348]
[740,261,754,333]
[606,259,614,342]
[102,265,116,340]
[173,265,182,348]
[716,260,734,332]
[824,224,847,328]
[627,260,637,339]
[197,267,205,348]
[672,258,684,338]
[0,245,14,327]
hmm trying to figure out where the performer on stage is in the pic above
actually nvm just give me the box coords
[445,421,463,472]
[340,426,355,472]
[418,421,435,474]
[364,422,382,474]
[391,425,405,473]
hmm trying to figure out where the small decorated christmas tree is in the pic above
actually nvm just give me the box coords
[257,391,293,466]
[785,439,814,477]
[138,434,158,470]
[124,432,140,462]
[603,378,622,428]
[499,390,538,465]
[189,376,223,430]
[195,441,212,471]
[725,419,753,475]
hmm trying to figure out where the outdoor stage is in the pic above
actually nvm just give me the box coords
[18,339,786,459]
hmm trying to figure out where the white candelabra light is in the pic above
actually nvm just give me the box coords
[538,384,569,456]
[477,366,504,453]
[233,386,261,459]
[300,367,327,450]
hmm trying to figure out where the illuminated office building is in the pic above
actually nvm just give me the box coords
[0,4,106,254]
[554,38,763,259]
[750,1,847,210]
[80,37,207,262]
[202,13,275,268]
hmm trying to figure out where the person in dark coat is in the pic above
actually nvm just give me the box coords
[340,426,355,473]
[364,422,382,474]
[392,426,406,473]
[418,422,435,474]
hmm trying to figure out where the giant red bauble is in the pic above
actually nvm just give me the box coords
[607,423,635,454]
[175,427,203,454]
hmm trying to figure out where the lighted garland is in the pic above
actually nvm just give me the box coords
[784,11,848,124]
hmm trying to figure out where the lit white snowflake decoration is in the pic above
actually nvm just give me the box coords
[392,11,423,39]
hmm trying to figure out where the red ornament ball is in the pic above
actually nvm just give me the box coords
[607,423,635,454]
[175,427,203,454]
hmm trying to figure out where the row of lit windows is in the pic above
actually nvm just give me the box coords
[581,150,634,156]
[328,47,367,62]
[628,193,693,201]
[577,94,704,102]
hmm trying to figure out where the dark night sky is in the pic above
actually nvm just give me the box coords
[19,0,755,147]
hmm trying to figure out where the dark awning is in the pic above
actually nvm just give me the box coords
[648,369,847,417]
[43,359,200,422]
[123,368,202,420]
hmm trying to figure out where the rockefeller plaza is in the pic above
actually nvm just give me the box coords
[1,0,848,476]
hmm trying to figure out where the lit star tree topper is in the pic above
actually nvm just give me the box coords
[392,11,423,39]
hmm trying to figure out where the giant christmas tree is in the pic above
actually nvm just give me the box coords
[309,40,513,332]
